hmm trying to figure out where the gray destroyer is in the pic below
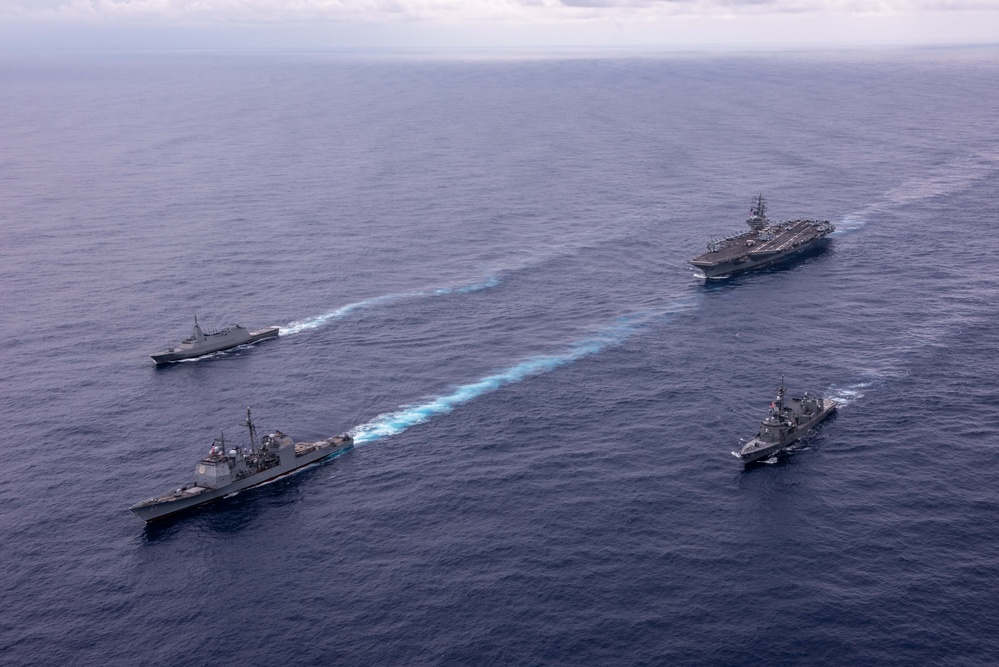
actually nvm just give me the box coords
[690,196,834,279]
[151,317,279,363]
[130,409,353,522]
[734,379,836,464]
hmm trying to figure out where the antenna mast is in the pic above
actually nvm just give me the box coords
[245,407,258,451]
[747,194,769,231]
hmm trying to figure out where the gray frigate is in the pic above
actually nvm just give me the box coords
[690,196,834,279]
[733,379,836,464]
[129,409,353,522]
[151,317,279,363]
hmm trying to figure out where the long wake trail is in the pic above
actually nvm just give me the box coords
[833,150,999,235]
[350,295,700,445]
[279,276,500,336]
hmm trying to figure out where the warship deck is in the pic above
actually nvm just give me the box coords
[693,220,825,265]
[752,220,826,255]
[295,440,334,457]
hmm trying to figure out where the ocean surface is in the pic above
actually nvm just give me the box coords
[2,47,999,665]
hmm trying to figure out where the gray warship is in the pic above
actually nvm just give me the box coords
[690,195,834,278]
[733,379,836,464]
[151,316,279,363]
[130,409,353,522]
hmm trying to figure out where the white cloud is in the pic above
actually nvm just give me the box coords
[4,0,998,24]
[2,0,997,49]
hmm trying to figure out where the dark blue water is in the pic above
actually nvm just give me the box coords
[2,48,999,665]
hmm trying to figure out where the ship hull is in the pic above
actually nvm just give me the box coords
[130,439,352,521]
[151,327,279,363]
[735,400,836,464]
[692,236,829,279]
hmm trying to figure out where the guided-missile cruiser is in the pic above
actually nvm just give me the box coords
[733,379,836,464]
[151,316,279,363]
[690,195,834,279]
[129,409,353,522]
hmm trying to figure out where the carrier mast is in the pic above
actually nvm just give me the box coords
[747,194,768,230]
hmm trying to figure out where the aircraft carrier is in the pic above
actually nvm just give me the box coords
[129,409,353,522]
[689,196,834,278]
[733,379,836,464]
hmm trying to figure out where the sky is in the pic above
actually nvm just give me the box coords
[1,1,998,50]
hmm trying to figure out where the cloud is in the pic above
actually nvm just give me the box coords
[2,0,997,50]
[4,0,999,25]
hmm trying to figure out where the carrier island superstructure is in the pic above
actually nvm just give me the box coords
[689,196,834,279]
[129,409,353,522]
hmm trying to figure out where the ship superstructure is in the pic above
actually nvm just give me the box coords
[130,408,353,521]
[151,316,279,363]
[690,195,834,278]
[734,379,836,464]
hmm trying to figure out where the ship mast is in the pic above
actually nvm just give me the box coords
[753,194,767,219]
[245,407,258,452]
[747,194,768,231]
